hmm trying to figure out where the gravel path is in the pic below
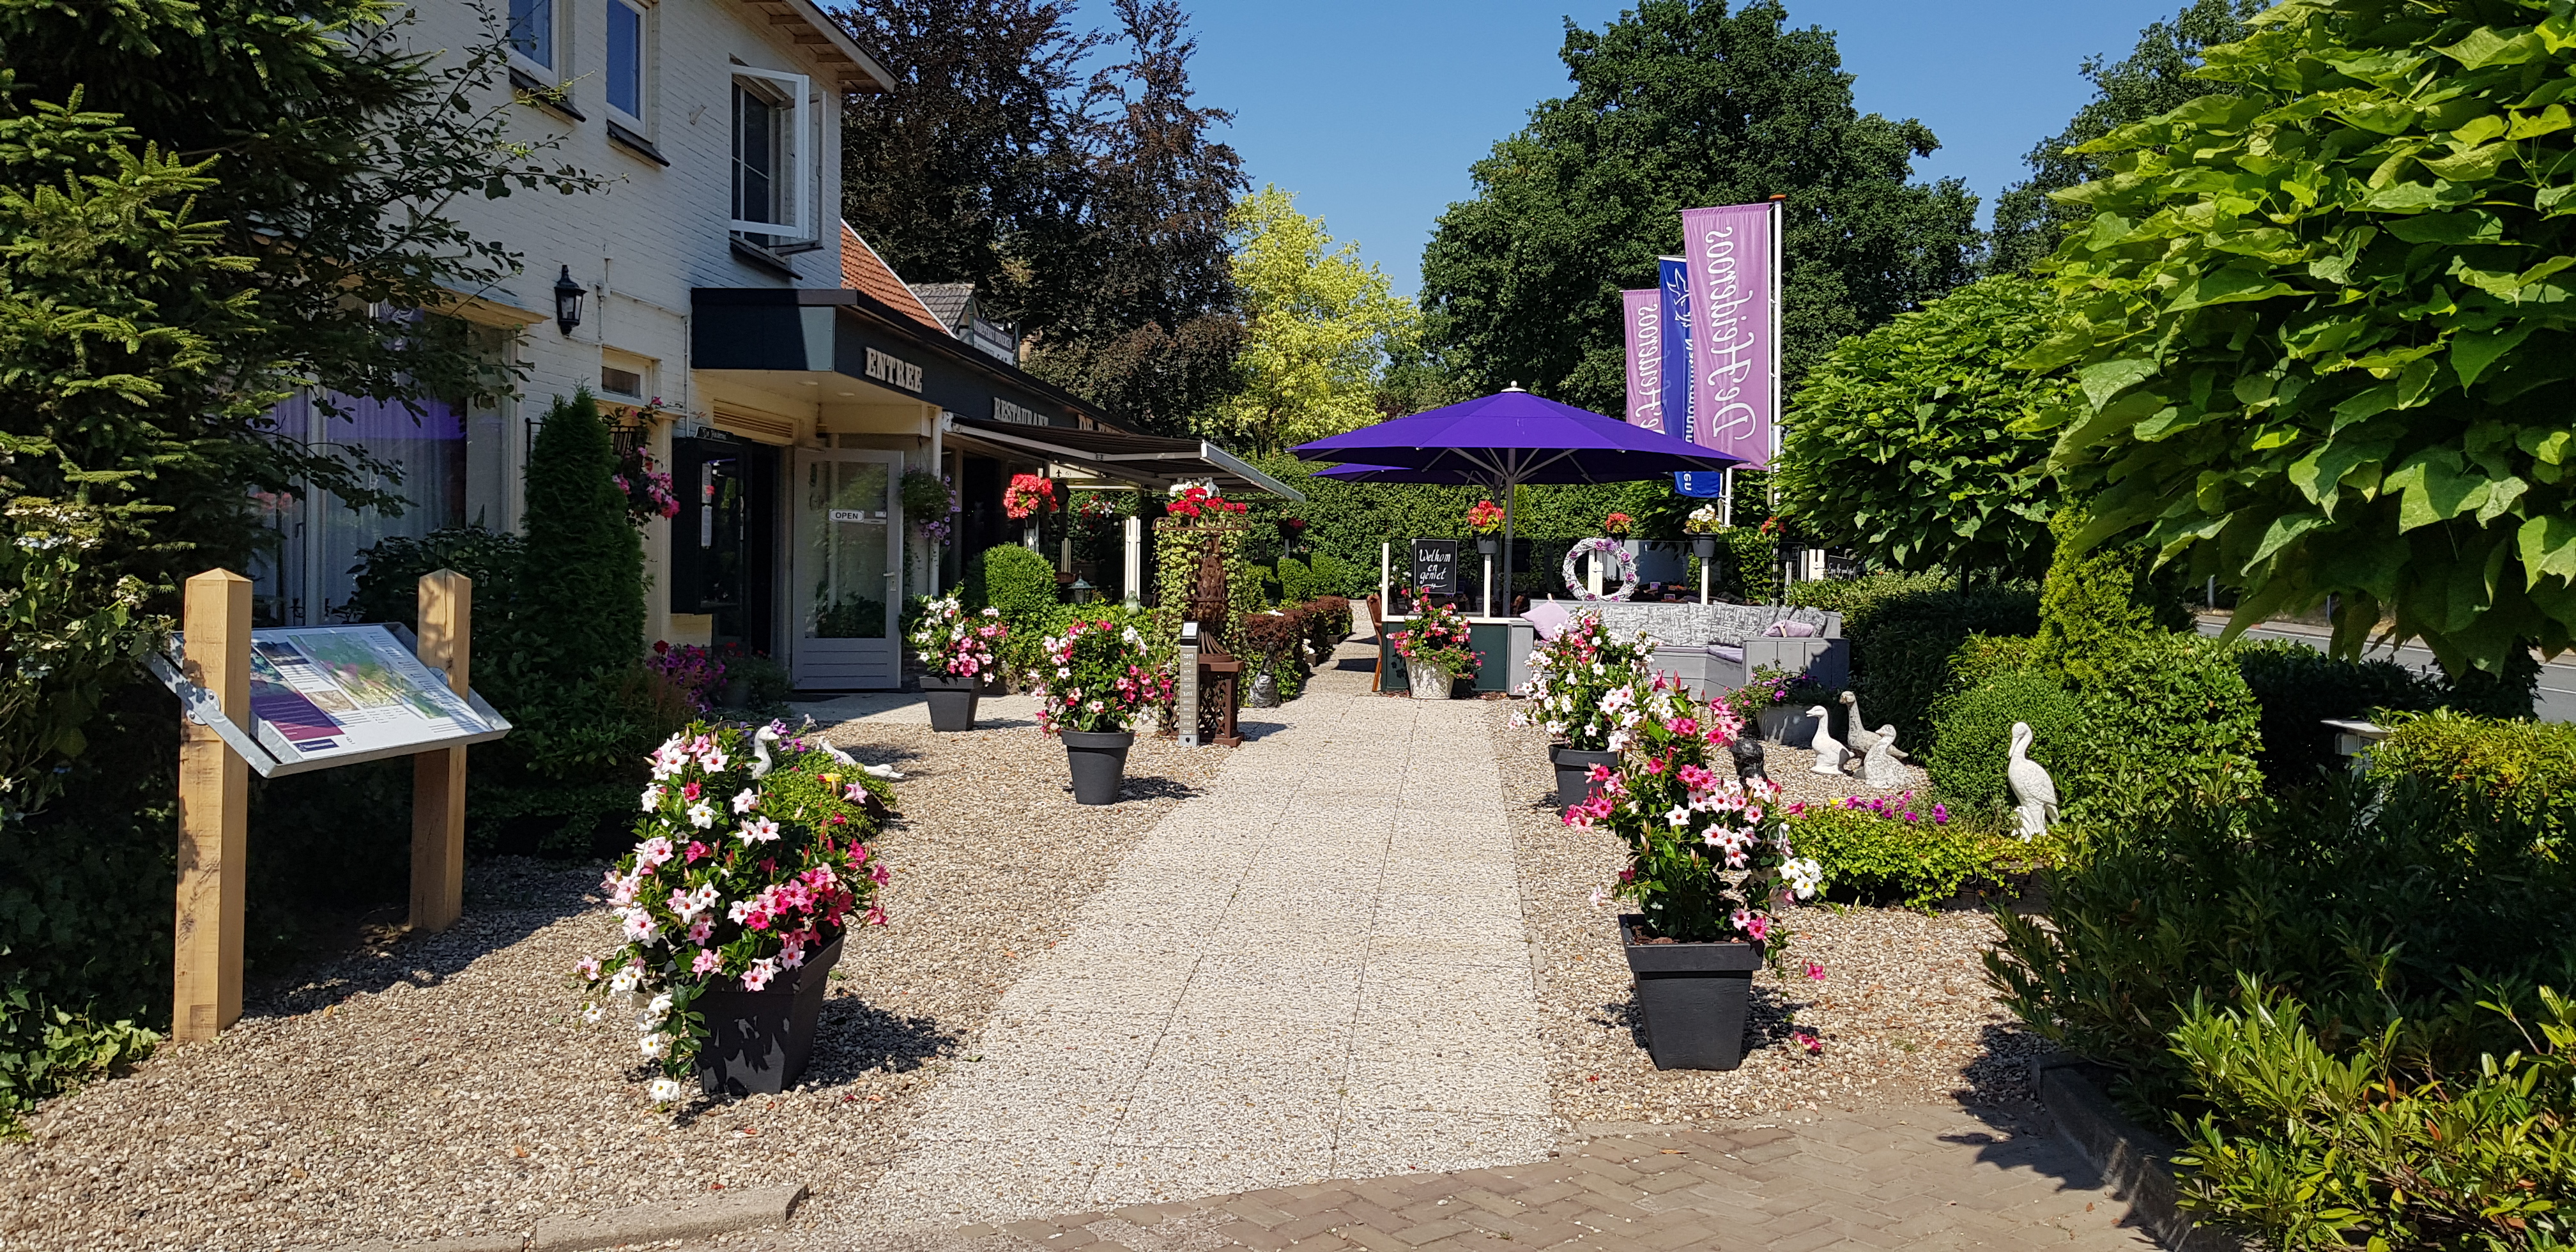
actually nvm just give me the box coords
[1494,713,2047,1132]
[0,697,1228,1252]
[850,646,1552,1232]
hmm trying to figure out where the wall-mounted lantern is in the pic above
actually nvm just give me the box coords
[553,265,585,335]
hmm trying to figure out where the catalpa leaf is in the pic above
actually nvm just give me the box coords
[2524,515,2576,587]
[2388,208,2502,243]
[2386,448,2483,530]
[2078,357,2156,412]
[2439,26,2543,69]
[2452,323,2538,387]
[2169,264,2299,312]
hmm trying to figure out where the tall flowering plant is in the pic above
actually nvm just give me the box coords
[909,595,1005,679]
[1566,687,1823,950]
[1165,482,1246,519]
[1514,614,1657,751]
[577,722,891,1104]
[1032,618,1168,734]
[1467,500,1505,537]
[1391,590,1481,677]
[613,445,681,527]
[1004,473,1059,520]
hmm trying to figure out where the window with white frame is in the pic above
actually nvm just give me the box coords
[604,0,648,124]
[507,0,556,72]
[729,67,809,240]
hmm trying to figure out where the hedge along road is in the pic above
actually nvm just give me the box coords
[2193,615,2576,724]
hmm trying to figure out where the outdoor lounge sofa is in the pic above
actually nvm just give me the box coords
[1525,600,1847,700]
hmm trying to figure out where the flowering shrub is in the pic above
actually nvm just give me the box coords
[1604,511,1632,537]
[1784,797,2053,911]
[648,641,727,712]
[1467,499,1505,536]
[1391,590,1481,678]
[1004,473,1059,520]
[578,722,891,1102]
[1515,613,1657,751]
[908,595,1006,680]
[1685,504,1721,535]
[613,445,680,526]
[1032,617,1168,734]
[1568,685,1820,949]
[1165,482,1246,519]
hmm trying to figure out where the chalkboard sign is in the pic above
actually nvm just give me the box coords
[1410,538,1459,595]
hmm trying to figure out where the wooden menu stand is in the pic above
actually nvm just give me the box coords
[1183,528,1245,749]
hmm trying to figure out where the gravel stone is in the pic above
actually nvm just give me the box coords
[0,696,1226,1252]
[1494,712,2048,1130]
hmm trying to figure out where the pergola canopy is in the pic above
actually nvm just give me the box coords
[941,416,1303,501]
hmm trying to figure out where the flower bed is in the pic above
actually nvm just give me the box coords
[1785,798,2057,911]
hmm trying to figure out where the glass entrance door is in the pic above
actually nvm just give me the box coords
[790,448,902,689]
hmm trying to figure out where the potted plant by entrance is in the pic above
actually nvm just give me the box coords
[578,721,893,1103]
[1516,613,1658,809]
[1566,696,1824,1071]
[1033,616,1169,804]
[909,595,1006,732]
[1390,591,1480,699]
[1686,503,1722,565]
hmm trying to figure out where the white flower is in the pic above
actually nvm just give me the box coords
[1783,857,1825,900]
[732,788,759,814]
[581,1003,604,1024]
[640,784,664,812]
[608,966,642,995]
[620,910,657,942]
[738,816,781,844]
[639,1032,672,1060]
[647,1077,686,1104]
[699,749,729,772]
[646,992,673,1020]
[687,801,717,829]
[1666,806,1691,828]
[1587,887,1608,909]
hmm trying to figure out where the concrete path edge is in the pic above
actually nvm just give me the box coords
[293,1184,808,1252]
[2033,1055,2242,1252]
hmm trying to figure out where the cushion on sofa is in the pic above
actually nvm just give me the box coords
[1707,645,1745,664]
[1523,600,1572,641]
[1763,619,1818,638]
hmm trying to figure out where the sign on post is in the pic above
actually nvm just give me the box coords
[1409,539,1459,597]
[150,569,509,1042]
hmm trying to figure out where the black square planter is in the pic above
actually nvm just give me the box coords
[692,933,846,1097]
[1620,914,1760,1071]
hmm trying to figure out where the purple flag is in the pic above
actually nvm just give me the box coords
[1621,289,1665,433]
[1681,202,1780,468]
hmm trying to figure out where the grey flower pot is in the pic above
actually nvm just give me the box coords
[1062,729,1135,805]
[1620,915,1759,1071]
[1549,744,1621,811]
[1407,662,1452,699]
[693,933,846,1097]
[1693,537,1719,563]
[918,674,980,732]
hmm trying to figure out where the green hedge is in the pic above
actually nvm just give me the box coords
[2032,506,2189,689]
[1840,581,2043,750]
[2067,632,2264,819]
[1789,804,2052,911]
[2235,643,2444,790]
[2367,711,2576,846]
[1926,666,2082,815]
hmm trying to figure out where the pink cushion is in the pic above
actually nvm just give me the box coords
[1524,600,1571,641]
[1763,620,1818,638]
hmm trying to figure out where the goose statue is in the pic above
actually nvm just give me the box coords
[1860,723,1906,789]
[751,724,907,782]
[2007,721,2059,840]
[1839,691,1910,772]
[1805,706,1847,775]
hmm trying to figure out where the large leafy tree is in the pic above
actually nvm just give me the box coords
[2026,0,2576,675]
[1204,186,1419,452]
[1418,0,1981,415]
[1774,275,2071,578]
[1988,1,2262,276]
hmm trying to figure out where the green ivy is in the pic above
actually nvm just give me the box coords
[1777,275,2071,579]
[2020,0,2576,675]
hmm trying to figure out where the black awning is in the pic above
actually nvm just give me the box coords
[942,417,1303,500]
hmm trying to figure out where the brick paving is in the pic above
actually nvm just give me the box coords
[840,1103,2154,1252]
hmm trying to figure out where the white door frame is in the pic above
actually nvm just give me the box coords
[789,447,903,690]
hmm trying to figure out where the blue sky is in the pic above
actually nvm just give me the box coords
[1076,1,2202,297]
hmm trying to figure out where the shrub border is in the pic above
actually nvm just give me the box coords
[2030,1055,2240,1252]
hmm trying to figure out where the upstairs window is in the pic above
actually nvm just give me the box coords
[728,68,810,241]
[605,0,647,122]
[507,0,555,70]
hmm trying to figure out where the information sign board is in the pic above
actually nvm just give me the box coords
[151,624,510,777]
[1410,538,1459,597]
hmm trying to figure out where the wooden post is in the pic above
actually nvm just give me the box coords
[174,569,251,1044]
[411,570,471,933]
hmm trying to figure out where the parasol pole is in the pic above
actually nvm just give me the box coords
[1499,473,1515,618]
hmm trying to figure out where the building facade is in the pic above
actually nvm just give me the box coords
[257,0,1289,689]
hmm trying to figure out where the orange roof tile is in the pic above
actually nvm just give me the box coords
[839,223,947,333]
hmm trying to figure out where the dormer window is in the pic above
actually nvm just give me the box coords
[729,68,810,243]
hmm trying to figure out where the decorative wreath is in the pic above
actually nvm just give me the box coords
[1562,537,1639,602]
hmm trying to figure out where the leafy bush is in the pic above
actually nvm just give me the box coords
[2165,985,2576,1251]
[2367,710,2576,848]
[2032,507,2189,690]
[1786,802,2048,911]
[2235,642,2444,790]
[2067,631,2264,818]
[1775,275,2070,581]
[1987,779,2576,1115]
[1783,569,1952,616]
[1843,582,2043,750]
[1308,553,1365,598]
[0,986,158,1134]
[972,542,1060,622]
[519,391,643,686]
[1276,556,1317,604]
[1926,668,2082,815]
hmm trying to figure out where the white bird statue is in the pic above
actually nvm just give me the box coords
[1805,706,1847,775]
[2008,721,2059,841]
[1861,723,1907,789]
[1839,691,1909,772]
[755,723,907,781]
